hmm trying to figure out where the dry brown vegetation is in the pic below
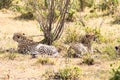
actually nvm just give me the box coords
[0,8,120,80]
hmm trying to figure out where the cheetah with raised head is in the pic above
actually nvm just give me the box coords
[13,32,59,58]
[13,32,38,54]
[80,32,95,52]
[67,32,96,57]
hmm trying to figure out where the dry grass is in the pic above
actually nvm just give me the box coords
[35,58,55,65]
[0,9,120,80]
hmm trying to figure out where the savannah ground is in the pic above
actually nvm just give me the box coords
[0,9,120,80]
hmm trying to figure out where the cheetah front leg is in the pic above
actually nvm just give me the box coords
[75,53,82,58]
[88,47,94,54]
[31,54,37,58]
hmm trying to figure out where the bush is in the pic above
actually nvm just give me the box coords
[110,66,120,80]
[82,57,94,65]
[21,0,60,21]
[112,10,120,24]
[112,16,120,24]
[79,0,95,11]
[97,0,119,16]
[0,0,13,9]
[43,66,81,80]
[102,45,116,59]
[15,12,34,20]
[66,9,75,21]
[85,12,99,19]
[64,26,81,44]
[57,66,81,80]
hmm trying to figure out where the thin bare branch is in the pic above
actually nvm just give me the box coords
[53,0,70,40]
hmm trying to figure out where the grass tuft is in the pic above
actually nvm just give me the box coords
[82,57,94,65]
[36,58,55,65]
[4,53,17,60]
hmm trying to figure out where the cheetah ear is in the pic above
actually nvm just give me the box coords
[57,47,62,52]
[115,46,118,50]
[22,33,25,35]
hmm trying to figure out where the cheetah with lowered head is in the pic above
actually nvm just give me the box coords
[67,32,96,57]
[13,32,59,58]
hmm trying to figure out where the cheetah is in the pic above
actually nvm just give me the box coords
[13,32,38,54]
[67,32,96,57]
[80,32,95,52]
[13,32,59,58]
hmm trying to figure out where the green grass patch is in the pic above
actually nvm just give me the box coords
[110,66,120,80]
[43,66,81,80]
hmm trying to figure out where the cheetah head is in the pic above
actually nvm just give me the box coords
[85,32,96,41]
[13,33,26,43]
